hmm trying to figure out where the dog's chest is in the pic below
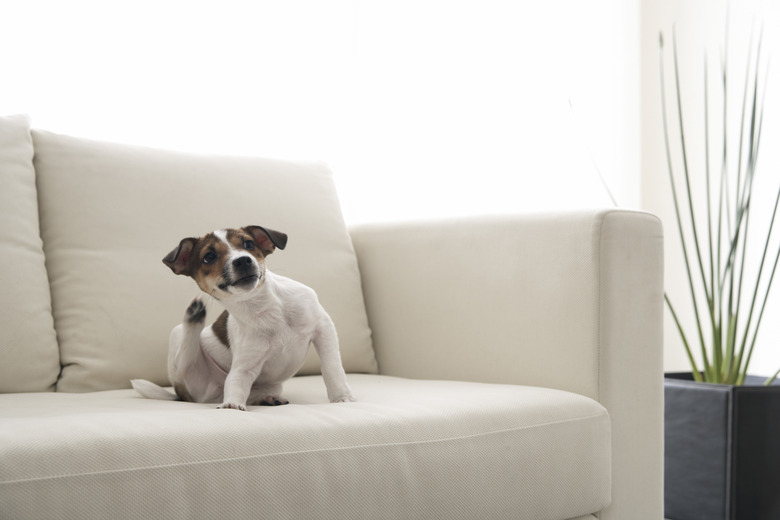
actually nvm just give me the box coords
[227,302,314,353]
[225,305,314,381]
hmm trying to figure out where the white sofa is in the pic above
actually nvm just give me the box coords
[0,114,664,520]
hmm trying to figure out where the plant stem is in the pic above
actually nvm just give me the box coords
[766,367,780,386]
[660,31,712,379]
[665,294,702,382]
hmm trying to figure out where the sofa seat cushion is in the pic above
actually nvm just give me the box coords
[0,375,610,520]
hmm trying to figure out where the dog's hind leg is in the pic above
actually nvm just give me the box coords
[168,298,208,388]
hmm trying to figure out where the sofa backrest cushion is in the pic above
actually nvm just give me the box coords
[32,130,377,392]
[0,115,61,392]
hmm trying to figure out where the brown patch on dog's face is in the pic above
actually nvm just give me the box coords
[188,232,233,296]
[224,228,267,262]
[163,226,287,298]
[190,229,268,297]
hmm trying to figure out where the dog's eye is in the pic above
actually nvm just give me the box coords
[202,252,217,264]
[243,240,255,251]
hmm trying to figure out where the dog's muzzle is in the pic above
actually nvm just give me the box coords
[218,256,260,291]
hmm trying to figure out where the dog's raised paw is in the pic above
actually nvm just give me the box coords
[185,298,207,324]
[217,402,246,411]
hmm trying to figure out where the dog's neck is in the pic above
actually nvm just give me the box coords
[219,270,282,326]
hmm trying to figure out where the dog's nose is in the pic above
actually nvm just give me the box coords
[233,256,253,268]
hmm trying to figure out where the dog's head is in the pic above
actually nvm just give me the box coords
[163,226,287,299]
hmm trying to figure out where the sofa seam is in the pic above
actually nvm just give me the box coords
[594,209,613,520]
[595,210,609,404]
[0,410,609,485]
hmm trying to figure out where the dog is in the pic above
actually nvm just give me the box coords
[131,225,356,410]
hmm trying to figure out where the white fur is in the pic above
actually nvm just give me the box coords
[132,229,355,410]
[130,378,178,400]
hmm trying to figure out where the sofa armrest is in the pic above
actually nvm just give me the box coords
[349,209,664,520]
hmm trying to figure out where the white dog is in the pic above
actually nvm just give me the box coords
[132,225,355,410]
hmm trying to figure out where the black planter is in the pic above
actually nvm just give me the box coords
[664,373,780,520]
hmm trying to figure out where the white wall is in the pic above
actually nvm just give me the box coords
[641,0,780,378]
[342,1,641,221]
[0,0,640,224]
[7,0,777,377]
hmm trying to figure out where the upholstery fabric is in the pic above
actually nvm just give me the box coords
[350,209,664,520]
[351,212,603,396]
[31,130,377,392]
[1,116,661,518]
[593,210,665,520]
[0,115,60,392]
[0,374,611,520]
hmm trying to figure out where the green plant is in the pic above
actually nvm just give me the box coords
[659,28,780,385]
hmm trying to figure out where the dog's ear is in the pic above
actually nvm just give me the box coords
[163,237,198,275]
[244,226,287,256]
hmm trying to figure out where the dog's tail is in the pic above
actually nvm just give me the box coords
[131,379,178,401]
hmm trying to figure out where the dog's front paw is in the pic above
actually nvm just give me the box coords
[217,402,246,411]
[330,392,356,403]
[185,298,206,324]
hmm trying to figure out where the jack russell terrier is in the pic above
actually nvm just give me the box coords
[131,225,356,410]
